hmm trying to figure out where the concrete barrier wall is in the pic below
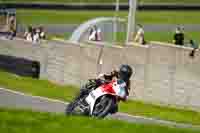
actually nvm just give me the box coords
[0,39,48,78]
[0,38,200,110]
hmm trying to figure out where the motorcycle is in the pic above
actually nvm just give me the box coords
[65,79,127,118]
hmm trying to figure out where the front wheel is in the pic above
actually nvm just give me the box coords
[92,96,116,118]
[65,99,88,116]
[66,89,90,116]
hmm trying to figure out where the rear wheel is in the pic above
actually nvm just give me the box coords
[92,96,115,118]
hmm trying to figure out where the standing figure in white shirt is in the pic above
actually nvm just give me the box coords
[134,24,145,45]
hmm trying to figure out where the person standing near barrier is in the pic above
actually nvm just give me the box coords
[188,39,199,58]
[24,26,33,42]
[33,27,40,43]
[7,15,16,40]
[96,26,102,41]
[134,24,145,45]
[88,25,102,41]
[39,26,46,40]
[173,27,184,46]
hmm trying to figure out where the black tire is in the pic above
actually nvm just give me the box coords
[65,94,89,116]
[65,99,85,116]
[65,101,77,115]
[92,96,115,118]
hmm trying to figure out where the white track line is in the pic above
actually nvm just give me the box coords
[0,87,153,119]
[0,87,68,105]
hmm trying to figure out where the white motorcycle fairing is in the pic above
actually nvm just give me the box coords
[85,87,111,115]
[85,80,127,115]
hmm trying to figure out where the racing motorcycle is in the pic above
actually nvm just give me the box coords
[65,79,127,118]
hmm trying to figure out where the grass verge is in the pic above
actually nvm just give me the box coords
[0,107,199,133]
[17,10,200,24]
[0,70,79,101]
[120,101,200,125]
[104,31,200,45]
[0,70,200,125]
[46,32,71,40]
[41,31,200,45]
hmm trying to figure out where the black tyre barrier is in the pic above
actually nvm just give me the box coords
[0,54,40,78]
[0,3,200,11]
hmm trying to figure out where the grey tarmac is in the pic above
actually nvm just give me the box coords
[0,87,200,130]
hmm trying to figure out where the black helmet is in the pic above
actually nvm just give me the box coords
[119,64,133,82]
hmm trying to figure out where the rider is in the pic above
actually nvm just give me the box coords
[79,64,133,101]
[97,64,133,113]
[70,64,133,114]
[98,64,132,100]
[117,64,133,100]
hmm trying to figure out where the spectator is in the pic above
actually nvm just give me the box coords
[9,15,15,23]
[88,26,96,41]
[33,28,40,43]
[88,25,101,41]
[7,15,16,40]
[96,26,102,41]
[24,26,45,43]
[173,27,184,46]
[134,24,145,45]
[39,26,46,39]
[24,26,33,42]
[188,39,199,58]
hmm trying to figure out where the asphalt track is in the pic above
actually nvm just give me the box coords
[17,24,200,35]
[0,87,200,130]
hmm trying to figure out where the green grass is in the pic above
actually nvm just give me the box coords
[39,31,200,45]
[16,10,122,25]
[1,70,200,125]
[46,32,71,40]
[46,31,200,44]
[16,10,200,25]
[143,31,200,45]
[1,0,200,4]
[110,32,200,45]
[0,108,199,133]
[140,0,200,3]
[0,70,79,101]
[138,11,200,24]
[120,101,200,125]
